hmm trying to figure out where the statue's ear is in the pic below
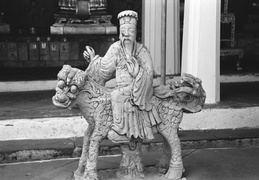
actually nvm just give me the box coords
[57,65,72,81]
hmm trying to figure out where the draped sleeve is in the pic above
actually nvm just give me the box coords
[132,45,154,111]
[86,42,120,85]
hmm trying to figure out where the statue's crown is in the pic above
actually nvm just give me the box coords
[117,10,138,25]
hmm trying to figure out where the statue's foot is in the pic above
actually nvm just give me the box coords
[73,170,83,180]
[107,130,130,143]
[156,154,170,174]
[73,165,87,180]
[164,166,184,180]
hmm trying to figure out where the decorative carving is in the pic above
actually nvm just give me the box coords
[53,10,206,180]
[221,13,236,48]
[223,0,229,13]
[220,49,244,57]
[220,12,244,71]
[220,48,244,71]
[117,139,144,179]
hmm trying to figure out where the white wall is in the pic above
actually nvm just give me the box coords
[1,107,259,141]
[0,80,56,92]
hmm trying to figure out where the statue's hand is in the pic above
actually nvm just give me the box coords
[83,46,95,62]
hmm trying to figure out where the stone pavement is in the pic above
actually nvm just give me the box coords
[1,147,259,180]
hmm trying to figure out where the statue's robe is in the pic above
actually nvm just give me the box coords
[86,40,159,140]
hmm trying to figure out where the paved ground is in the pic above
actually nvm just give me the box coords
[1,147,259,180]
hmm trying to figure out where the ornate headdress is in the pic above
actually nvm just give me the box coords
[117,10,138,25]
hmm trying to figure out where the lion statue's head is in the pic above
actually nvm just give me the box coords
[52,65,87,109]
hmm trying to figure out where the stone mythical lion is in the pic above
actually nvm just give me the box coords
[52,63,206,180]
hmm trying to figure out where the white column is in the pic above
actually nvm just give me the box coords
[166,0,181,75]
[161,0,167,84]
[142,0,181,76]
[181,0,221,103]
[142,0,162,75]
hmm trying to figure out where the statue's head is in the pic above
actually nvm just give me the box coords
[118,10,138,45]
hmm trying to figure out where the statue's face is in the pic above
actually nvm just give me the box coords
[119,23,137,45]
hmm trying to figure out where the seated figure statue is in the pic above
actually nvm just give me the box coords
[83,10,155,144]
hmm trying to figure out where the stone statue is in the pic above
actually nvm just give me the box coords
[83,10,154,144]
[52,10,206,180]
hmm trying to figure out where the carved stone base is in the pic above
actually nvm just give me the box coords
[116,139,144,180]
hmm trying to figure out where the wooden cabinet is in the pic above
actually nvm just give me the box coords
[0,35,117,68]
